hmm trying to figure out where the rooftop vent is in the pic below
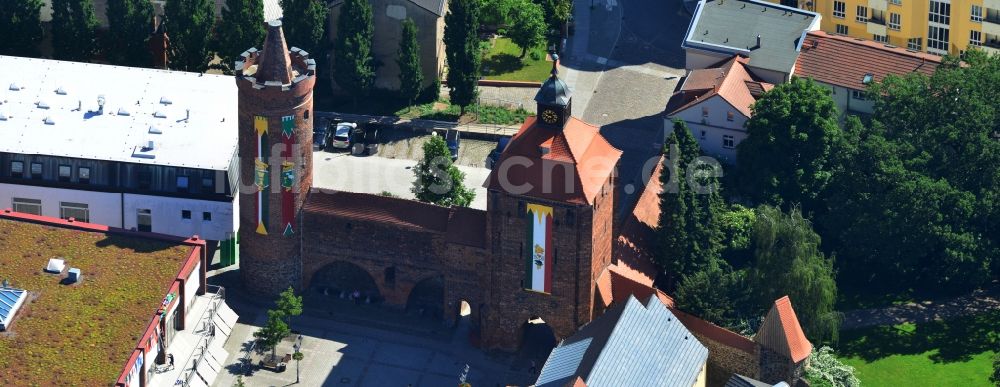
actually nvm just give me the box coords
[44,116,55,125]
[143,140,155,151]
[153,110,167,118]
[0,111,7,121]
[117,107,130,116]
[67,268,82,284]
[37,100,49,109]
[0,286,28,331]
[160,96,172,105]
[539,145,551,155]
[55,87,67,95]
[149,125,162,134]
[9,83,21,91]
[45,258,66,274]
[862,73,874,84]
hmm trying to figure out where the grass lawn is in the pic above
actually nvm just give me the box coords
[482,37,552,82]
[396,100,530,125]
[835,310,1000,386]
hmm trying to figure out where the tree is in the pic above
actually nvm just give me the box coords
[748,205,839,342]
[106,0,155,67]
[534,0,571,47]
[333,0,374,102]
[253,309,290,362]
[992,350,1000,386]
[655,120,724,288]
[718,204,755,266]
[804,346,861,387]
[397,18,424,106]
[0,0,45,57]
[444,0,482,114]
[164,0,215,72]
[412,134,475,207]
[213,0,265,74]
[276,286,303,326]
[51,0,99,62]
[674,262,748,328]
[480,0,517,29]
[736,77,844,213]
[280,0,328,53]
[507,0,546,58]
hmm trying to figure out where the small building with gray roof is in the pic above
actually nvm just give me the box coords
[682,0,821,84]
[534,294,709,387]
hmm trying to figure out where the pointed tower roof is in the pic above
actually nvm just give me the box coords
[535,54,571,106]
[754,296,812,363]
[255,20,294,84]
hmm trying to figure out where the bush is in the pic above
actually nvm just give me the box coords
[529,50,543,61]
[805,346,861,387]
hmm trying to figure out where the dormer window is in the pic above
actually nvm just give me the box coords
[702,107,709,117]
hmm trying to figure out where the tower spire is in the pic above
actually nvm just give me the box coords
[255,20,294,84]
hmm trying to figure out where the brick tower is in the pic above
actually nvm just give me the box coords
[236,20,317,295]
[481,56,623,349]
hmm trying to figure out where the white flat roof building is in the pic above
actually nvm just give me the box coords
[0,55,237,171]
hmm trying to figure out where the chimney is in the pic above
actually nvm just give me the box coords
[756,34,762,48]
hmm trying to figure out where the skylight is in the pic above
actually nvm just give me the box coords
[0,286,27,331]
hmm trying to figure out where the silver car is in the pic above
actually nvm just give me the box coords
[329,122,356,149]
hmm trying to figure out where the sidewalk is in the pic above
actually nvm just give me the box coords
[841,285,1000,330]
[316,111,520,139]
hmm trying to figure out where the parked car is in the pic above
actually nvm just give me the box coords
[445,129,460,161]
[350,124,382,156]
[312,124,330,151]
[485,136,511,169]
[330,121,356,149]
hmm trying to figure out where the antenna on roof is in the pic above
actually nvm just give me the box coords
[97,95,105,115]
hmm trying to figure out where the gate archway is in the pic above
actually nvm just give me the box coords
[307,260,381,304]
[405,275,445,320]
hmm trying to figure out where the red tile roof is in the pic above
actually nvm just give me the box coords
[596,263,674,309]
[614,156,663,281]
[754,296,812,363]
[485,116,622,205]
[666,56,772,117]
[795,31,941,91]
[304,191,487,248]
[673,309,758,355]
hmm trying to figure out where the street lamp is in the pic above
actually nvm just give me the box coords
[292,335,304,384]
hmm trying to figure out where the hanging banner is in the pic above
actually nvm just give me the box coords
[281,115,296,236]
[524,203,554,293]
[254,116,270,235]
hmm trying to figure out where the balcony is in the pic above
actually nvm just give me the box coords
[986,0,1000,12]
[868,0,887,11]
[868,16,887,35]
[986,13,1000,36]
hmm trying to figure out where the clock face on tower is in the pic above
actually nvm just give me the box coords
[541,109,559,125]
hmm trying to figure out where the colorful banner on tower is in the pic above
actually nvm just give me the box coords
[280,115,296,236]
[524,203,553,293]
[254,116,270,235]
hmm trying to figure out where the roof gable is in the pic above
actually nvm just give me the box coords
[794,31,942,91]
[754,296,812,362]
[667,57,771,117]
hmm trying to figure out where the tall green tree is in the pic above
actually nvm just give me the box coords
[253,309,290,361]
[164,0,215,72]
[507,0,546,58]
[533,0,571,47]
[675,262,747,328]
[333,0,374,102]
[992,350,1000,386]
[0,0,45,57]
[480,0,517,29]
[213,0,265,74]
[280,0,328,53]
[106,0,155,67]
[748,205,839,342]
[444,0,482,114]
[412,134,475,207]
[51,0,99,62]
[276,286,303,326]
[736,77,844,213]
[655,120,724,288]
[396,18,424,106]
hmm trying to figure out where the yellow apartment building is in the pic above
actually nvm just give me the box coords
[769,0,1000,56]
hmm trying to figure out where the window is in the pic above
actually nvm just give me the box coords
[181,210,191,220]
[836,24,849,35]
[874,34,889,43]
[58,165,71,182]
[59,202,89,223]
[202,175,214,192]
[871,9,886,24]
[890,0,901,4]
[304,110,310,119]
[833,0,846,18]
[971,5,982,22]
[851,89,868,100]
[928,1,951,24]
[889,12,902,29]
[723,135,735,149]
[30,162,42,179]
[202,212,212,221]
[138,168,152,190]
[928,25,950,54]
[78,167,90,184]
[137,209,152,232]
[856,5,868,22]
[176,176,189,192]
[10,161,24,176]
[700,130,707,140]
[970,30,982,46]
[701,107,709,117]
[727,111,734,121]
[12,198,42,215]
[908,37,923,50]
